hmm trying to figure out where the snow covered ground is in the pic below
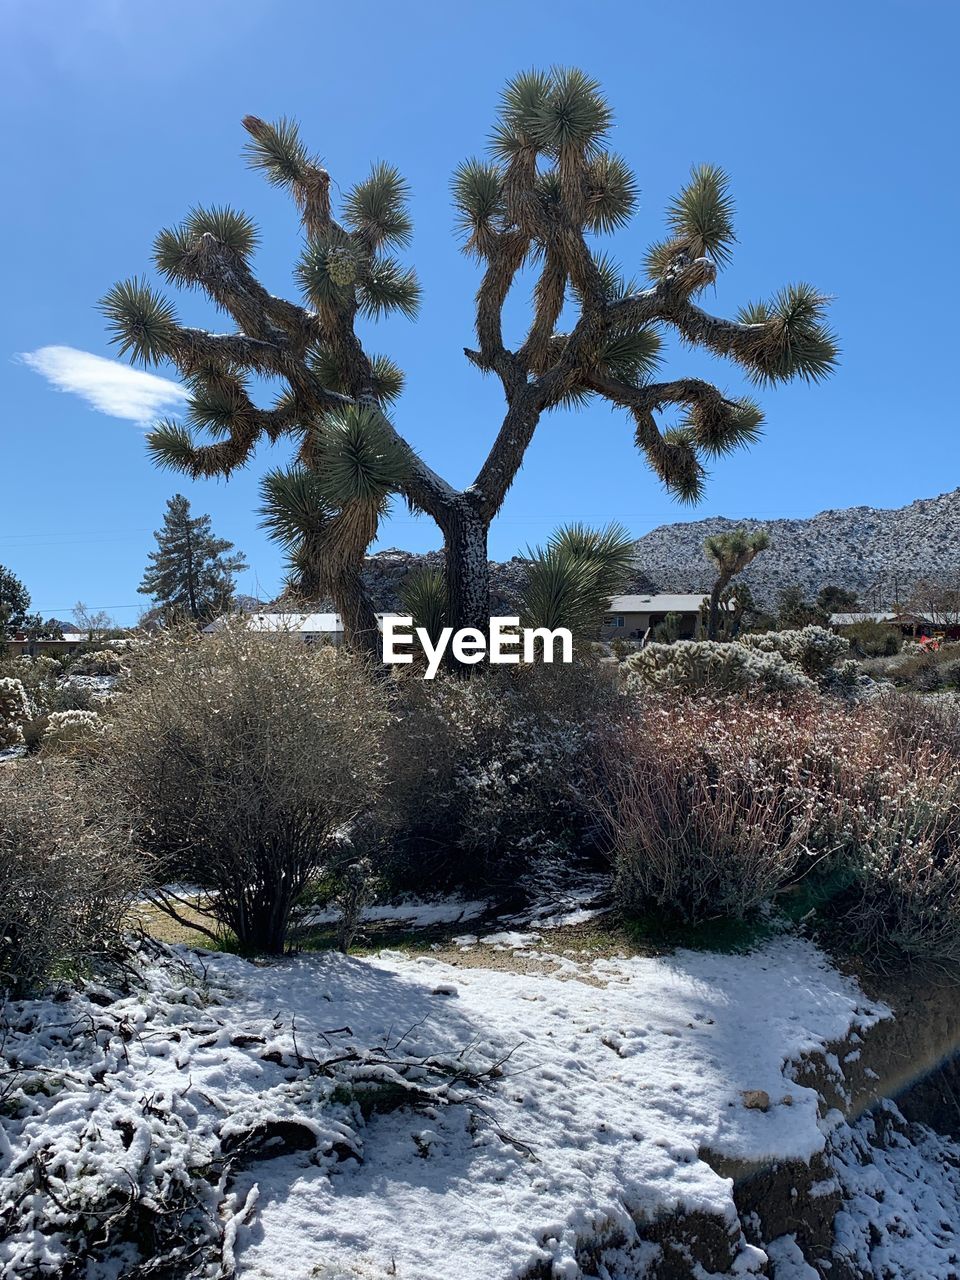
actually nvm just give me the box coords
[8,931,947,1278]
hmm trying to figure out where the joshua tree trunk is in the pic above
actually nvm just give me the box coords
[707,576,729,641]
[442,502,491,636]
[328,566,382,663]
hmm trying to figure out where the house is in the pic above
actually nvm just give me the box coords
[203,612,346,644]
[830,610,960,641]
[3,631,91,658]
[601,594,710,642]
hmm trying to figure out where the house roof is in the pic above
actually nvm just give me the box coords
[204,612,343,635]
[830,611,899,626]
[203,612,408,635]
[607,593,709,615]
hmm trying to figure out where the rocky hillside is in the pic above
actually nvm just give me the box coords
[632,488,960,609]
[264,490,960,616]
[273,548,656,615]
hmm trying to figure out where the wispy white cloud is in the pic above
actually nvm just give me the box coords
[19,345,187,427]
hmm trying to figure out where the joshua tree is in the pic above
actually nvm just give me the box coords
[102,68,837,661]
[704,527,770,640]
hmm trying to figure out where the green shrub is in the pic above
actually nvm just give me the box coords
[387,661,620,889]
[0,763,139,996]
[841,619,903,657]
[98,626,392,954]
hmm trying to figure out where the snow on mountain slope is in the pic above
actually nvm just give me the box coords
[632,489,960,608]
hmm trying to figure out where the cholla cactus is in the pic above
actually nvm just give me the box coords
[42,709,103,755]
[623,639,813,695]
[70,649,127,678]
[740,625,849,678]
[0,677,31,747]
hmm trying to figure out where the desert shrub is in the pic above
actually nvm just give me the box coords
[0,676,31,748]
[740,625,849,677]
[0,763,140,996]
[41,709,104,757]
[597,688,960,960]
[387,661,621,889]
[841,620,903,657]
[69,648,127,677]
[831,696,960,961]
[595,695,831,924]
[98,626,392,953]
[622,639,813,695]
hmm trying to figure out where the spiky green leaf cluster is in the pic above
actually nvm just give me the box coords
[311,406,410,507]
[600,327,662,384]
[358,257,421,319]
[399,568,448,643]
[490,69,554,158]
[522,520,632,638]
[99,278,178,366]
[241,115,310,188]
[259,467,332,548]
[644,427,707,505]
[297,234,420,319]
[185,376,249,435]
[738,283,839,384]
[452,159,506,244]
[187,205,258,256]
[146,420,197,472]
[344,162,413,249]
[548,522,634,597]
[684,396,764,457]
[296,230,358,306]
[309,349,405,406]
[584,153,638,232]
[667,164,736,266]
[492,67,612,160]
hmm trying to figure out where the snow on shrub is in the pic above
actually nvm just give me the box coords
[0,763,139,996]
[388,662,620,889]
[622,639,813,695]
[740,625,849,678]
[595,690,960,960]
[41,709,103,755]
[69,648,127,677]
[0,676,31,747]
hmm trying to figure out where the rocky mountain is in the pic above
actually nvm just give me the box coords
[268,548,656,615]
[262,490,960,617]
[632,489,960,609]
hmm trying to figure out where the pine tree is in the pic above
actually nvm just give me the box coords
[103,69,838,661]
[0,566,30,638]
[704,528,770,640]
[138,495,247,625]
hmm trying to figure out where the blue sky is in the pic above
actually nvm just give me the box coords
[2,0,957,623]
